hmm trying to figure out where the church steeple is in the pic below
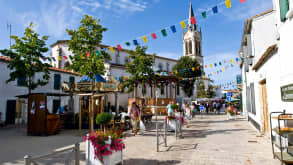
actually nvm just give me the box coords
[188,0,197,31]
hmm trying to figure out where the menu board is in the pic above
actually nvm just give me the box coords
[281,84,293,102]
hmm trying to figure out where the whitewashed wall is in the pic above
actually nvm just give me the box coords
[0,60,81,123]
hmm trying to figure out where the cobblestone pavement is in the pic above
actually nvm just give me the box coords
[1,115,280,165]
[122,114,280,165]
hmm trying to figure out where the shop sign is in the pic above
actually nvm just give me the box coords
[281,84,293,102]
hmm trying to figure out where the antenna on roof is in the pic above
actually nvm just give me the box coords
[6,21,12,49]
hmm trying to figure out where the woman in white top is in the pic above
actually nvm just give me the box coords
[185,104,192,128]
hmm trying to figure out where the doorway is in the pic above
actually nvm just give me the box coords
[260,80,269,133]
[5,100,16,125]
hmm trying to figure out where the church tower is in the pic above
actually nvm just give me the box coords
[183,1,203,65]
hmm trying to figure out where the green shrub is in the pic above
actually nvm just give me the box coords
[171,104,178,110]
[96,112,113,125]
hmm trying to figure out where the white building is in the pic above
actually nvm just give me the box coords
[240,0,293,134]
[0,56,81,124]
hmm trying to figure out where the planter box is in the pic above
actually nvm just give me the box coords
[86,138,123,165]
[167,119,177,131]
[227,113,236,120]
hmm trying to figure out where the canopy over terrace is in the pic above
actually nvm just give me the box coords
[62,81,123,133]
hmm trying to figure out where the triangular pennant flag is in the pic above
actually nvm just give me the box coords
[170,25,176,33]
[58,56,62,61]
[205,65,207,68]
[225,0,232,8]
[142,36,147,43]
[47,57,52,61]
[109,47,115,53]
[125,42,131,46]
[230,59,234,63]
[86,52,90,57]
[151,33,157,39]
[240,0,246,3]
[219,62,222,66]
[69,55,73,60]
[96,51,100,56]
[180,21,186,29]
[197,66,200,70]
[192,67,195,71]
[51,57,56,61]
[63,56,68,60]
[210,64,213,68]
[117,44,122,51]
[212,6,218,14]
[214,63,217,67]
[133,40,138,46]
[161,29,167,37]
[190,16,197,24]
[202,12,207,18]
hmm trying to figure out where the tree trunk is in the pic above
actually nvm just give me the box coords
[134,84,137,98]
[90,80,95,133]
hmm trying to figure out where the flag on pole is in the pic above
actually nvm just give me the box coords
[170,25,176,33]
[109,47,115,53]
[190,16,197,24]
[180,21,186,29]
[212,6,218,14]
[202,12,207,18]
[225,0,232,8]
[151,33,157,39]
[117,44,122,51]
[142,36,147,43]
[161,29,167,37]
[133,40,139,46]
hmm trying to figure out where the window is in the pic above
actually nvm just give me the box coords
[158,63,163,71]
[161,85,165,95]
[177,85,180,95]
[166,63,170,72]
[17,75,26,86]
[64,61,70,69]
[280,0,290,21]
[185,41,188,55]
[124,57,129,64]
[115,52,120,64]
[54,74,61,90]
[69,76,75,84]
[250,83,256,115]
[53,100,61,114]
[188,41,192,54]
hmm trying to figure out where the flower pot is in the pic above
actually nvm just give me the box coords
[167,119,177,131]
[86,138,123,165]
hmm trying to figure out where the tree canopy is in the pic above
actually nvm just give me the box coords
[123,46,155,95]
[66,15,110,80]
[0,23,50,94]
[172,56,202,97]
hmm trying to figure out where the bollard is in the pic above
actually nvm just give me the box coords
[164,117,167,147]
[24,155,31,165]
[75,143,80,165]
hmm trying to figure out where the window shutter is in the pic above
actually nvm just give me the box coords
[54,74,61,90]
[17,75,26,86]
[280,0,289,21]
[69,76,75,84]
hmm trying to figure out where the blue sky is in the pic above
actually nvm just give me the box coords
[0,0,273,86]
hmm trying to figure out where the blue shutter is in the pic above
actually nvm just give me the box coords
[280,0,289,21]
[17,75,26,86]
[69,76,75,84]
[54,74,61,90]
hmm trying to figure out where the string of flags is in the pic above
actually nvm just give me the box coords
[38,0,247,63]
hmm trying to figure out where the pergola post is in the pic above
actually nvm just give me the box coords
[79,97,82,136]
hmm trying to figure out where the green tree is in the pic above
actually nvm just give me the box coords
[0,23,50,94]
[123,46,155,98]
[173,56,202,97]
[66,15,110,132]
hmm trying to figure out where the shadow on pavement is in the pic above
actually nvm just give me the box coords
[166,143,198,152]
[182,128,247,139]
[123,159,181,165]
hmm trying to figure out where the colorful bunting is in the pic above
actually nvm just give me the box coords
[41,56,47,61]
[151,33,157,39]
[69,56,73,60]
[212,6,218,14]
[52,57,56,61]
[133,40,138,46]
[170,25,177,33]
[190,16,197,24]
[47,57,52,61]
[210,64,213,68]
[180,21,186,29]
[161,29,167,37]
[58,56,62,61]
[125,42,130,46]
[117,44,122,51]
[202,12,207,18]
[63,56,68,60]
[225,0,232,8]
[109,47,115,53]
[240,0,246,3]
[205,65,207,68]
[142,36,148,43]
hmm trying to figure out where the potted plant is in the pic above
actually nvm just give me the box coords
[85,130,126,165]
[96,112,113,133]
[226,103,236,120]
[170,104,178,111]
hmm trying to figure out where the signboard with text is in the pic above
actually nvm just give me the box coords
[281,84,293,102]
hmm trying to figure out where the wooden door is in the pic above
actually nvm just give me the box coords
[28,94,47,135]
[261,83,269,132]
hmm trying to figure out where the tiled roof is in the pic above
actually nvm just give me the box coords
[0,56,80,76]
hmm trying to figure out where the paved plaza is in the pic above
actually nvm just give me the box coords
[0,115,279,165]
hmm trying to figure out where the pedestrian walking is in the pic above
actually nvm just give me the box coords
[191,103,197,118]
[129,102,140,136]
[185,104,192,128]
